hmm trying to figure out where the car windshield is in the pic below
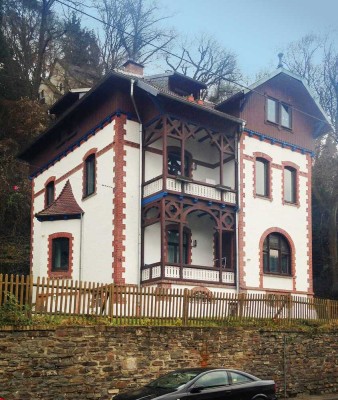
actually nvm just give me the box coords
[147,371,200,390]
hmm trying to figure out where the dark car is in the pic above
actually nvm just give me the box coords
[112,368,277,400]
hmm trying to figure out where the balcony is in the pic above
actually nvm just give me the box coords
[141,263,235,285]
[143,177,236,205]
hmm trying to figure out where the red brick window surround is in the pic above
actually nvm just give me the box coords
[44,176,56,207]
[48,232,74,278]
[47,232,73,278]
[83,148,97,198]
[253,153,272,200]
[282,161,300,206]
[260,229,295,277]
[166,224,192,264]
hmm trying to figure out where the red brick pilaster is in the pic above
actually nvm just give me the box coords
[238,133,247,291]
[112,115,127,284]
[306,154,314,295]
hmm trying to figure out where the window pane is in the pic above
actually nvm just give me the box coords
[46,182,55,206]
[269,234,279,248]
[256,159,269,196]
[168,151,182,176]
[168,230,179,263]
[281,104,291,128]
[194,371,229,388]
[229,372,253,384]
[263,251,269,272]
[269,249,279,273]
[284,168,296,203]
[281,254,290,274]
[86,155,95,195]
[267,98,277,123]
[52,238,69,271]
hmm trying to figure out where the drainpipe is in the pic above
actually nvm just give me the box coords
[130,79,142,287]
[79,213,83,281]
[235,121,246,293]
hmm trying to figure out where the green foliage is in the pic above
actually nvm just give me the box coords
[0,294,32,326]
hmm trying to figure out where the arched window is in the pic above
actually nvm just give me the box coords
[84,153,96,196]
[263,233,291,275]
[167,225,190,264]
[45,180,55,207]
[167,147,192,177]
[255,157,270,197]
[284,166,297,204]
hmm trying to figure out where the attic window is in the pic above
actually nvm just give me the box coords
[266,97,292,129]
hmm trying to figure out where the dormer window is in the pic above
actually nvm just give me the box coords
[266,97,292,129]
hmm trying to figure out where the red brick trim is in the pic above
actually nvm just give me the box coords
[112,115,127,284]
[281,161,300,207]
[47,232,74,279]
[253,152,273,201]
[82,148,98,199]
[305,154,314,295]
[238,134,246,291]
[258,227,296,291]
[44,176,56,208]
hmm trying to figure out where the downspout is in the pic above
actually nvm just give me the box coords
[235,121,246,293]
[79,212,84,281]
[130,79,142,287]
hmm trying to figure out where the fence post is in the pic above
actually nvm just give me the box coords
[238,293,246,321]
[183,288,189,326]
[326,299,332,321]
[108,284,115,320]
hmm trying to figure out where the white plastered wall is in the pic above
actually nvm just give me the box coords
[123,120,141,284]
[32,121,116,284]
[241,135,310,293]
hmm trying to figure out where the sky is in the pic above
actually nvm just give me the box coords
[155,0,338,79]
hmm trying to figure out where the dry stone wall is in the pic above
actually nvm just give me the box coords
[0,326,337,399]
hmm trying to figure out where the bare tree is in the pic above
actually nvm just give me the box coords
[282,32,338,298]
[93,0,175,73]
[166,33,241,102]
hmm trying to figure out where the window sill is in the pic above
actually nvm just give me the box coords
[283,200,299,207]
[264,273,292,279]
[254,194,272,201]
[82,192,97,201]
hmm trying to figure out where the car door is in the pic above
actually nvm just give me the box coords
[227,371,258,400]
[180,370,234,400]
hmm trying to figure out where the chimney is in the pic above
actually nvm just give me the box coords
[277,53,284,69]
[122,60,144,76]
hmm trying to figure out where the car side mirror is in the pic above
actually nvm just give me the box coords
[190,386,204,394]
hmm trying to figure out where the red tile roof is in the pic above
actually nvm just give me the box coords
[36,180,83,219]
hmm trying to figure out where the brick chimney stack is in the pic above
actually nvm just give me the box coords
[122,60,144,76]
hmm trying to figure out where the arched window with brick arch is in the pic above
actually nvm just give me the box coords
[263,232,291,275]
[253,153,272,199]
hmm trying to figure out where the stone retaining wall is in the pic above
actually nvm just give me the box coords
[1,326,337,399]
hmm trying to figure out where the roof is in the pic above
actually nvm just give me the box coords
[216,67,332,131]
[19,69,245,161]
[35,180,84,221]
[49,88,91,116]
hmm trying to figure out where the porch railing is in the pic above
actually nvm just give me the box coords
[143,177,236,205]
[141,263,235,284]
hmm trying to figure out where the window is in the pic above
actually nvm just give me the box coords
[84,153,96,196]
[263,233,291,275]
[266,97,292,129]
[52,237,69,272]
[45,181,55,207]
[284,167,296,203]
[229,372,253,385]
[167,147,192,177]
[194,371,229,388]
[255,158,269,197]
[167,226,190,264]
[214,231,234,269]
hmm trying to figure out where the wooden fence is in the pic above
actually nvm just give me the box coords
[1,274,338,325]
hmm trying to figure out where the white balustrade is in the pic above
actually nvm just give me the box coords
[223,191,236,204]
[165,265,180,278]
[166,178,182,192]
[183,268,219,282]
[143,178,163,197]
[152,265,161,278]
[141,269,150,281]
[185,182,221,201]
[222,271,235,284]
